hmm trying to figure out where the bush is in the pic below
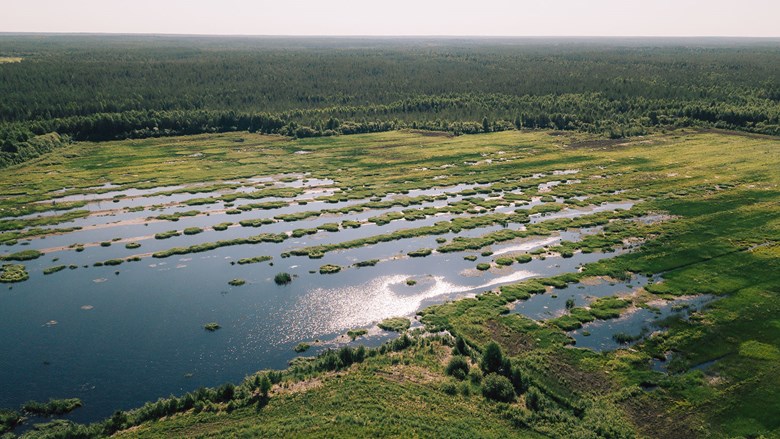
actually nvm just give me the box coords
[183,227,203,235]
[347,329,368,340]
[125,242,141,249]
[516,254,532,263]
[482,373,515,402]
[378,317,410,332]
[154,230,181,240]
[204,322,221,331]
[495,257,514,266]
[228,278,245,286]
[353,259,379,267]
[408,248,433,257]
[212,222,233,231]
[445,356,470,380]
[319,264,341,274]
[3,249,42,261]
[237,256,272,265]
[441,381,458,395]
[511,366,531,393]
[294,342,310,353]
[0,264,28,283]
[476,263,491,271]
[469,367,483,384]
[22,398,82,415]
[480,342,506,375]
[43,265,66,275]
[274,272,292,285]
[525,387,548,411]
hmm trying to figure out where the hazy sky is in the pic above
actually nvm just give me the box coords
[2,0,779,37]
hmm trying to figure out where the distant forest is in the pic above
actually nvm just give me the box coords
[0,35,778,167]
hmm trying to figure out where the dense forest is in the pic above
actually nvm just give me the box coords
[0,35,779,167]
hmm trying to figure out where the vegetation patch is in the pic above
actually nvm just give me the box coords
[43,265,67,275]
[22,398,82,416]
[0,264,28,283]
[294,343,311,353]
[2,249,42,261]
[739,340,780,361]
[319,264,341,274]
[408,248,433,257]
[378,317,411,332]
[274,272,292,285]
[212,222,233,231]
[154,230,181,240]
[353,259,379,267]
[204,322,221,331]
[228,278,246,286]
[494,257,514,266]
[183,227,203,235]
[237,256,272,265]
[347,329,368,340]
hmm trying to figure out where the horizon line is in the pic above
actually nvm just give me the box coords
[2,32,780,39]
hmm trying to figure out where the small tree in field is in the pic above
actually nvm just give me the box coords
[480,342,505,375]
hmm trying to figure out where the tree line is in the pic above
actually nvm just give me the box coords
[0,36,778,167]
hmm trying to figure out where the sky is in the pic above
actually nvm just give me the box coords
[1,0,779,37]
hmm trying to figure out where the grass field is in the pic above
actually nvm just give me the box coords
[2,128,778,438]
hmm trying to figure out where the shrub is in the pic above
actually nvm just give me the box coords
[237,256,272,265]
[183,227,203,235]
[154,230,181,240]
[274,272,292,285]
[516,254,532,263]
[319,264,341,274]
[495,257,514,266]
[100,241,112,247]
[294,342,311,353]
[406,279,417,286]
[482,373,515,402]
[445,356,470,380]
[510,366,531,393]
[408,248,433,257]
[480,342,505,375]
[228,278,246,286]
[3,249,42,261]
[353,259,379,267]
[212,222,233,231]
[0,264,28,283]
[378,317,410,332]
[125,242,141,249]
[347,329,368,340]
[463,255,478,261]
[476,263,491,271]
[204,322,221,331]
[43,265,66,275]
[441,381,458,395]
[22,398,82,415]
[469,367,483,384]
[525,387,548,411]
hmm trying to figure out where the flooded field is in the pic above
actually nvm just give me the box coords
[1,128,757,434]
[0,168,647,422]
